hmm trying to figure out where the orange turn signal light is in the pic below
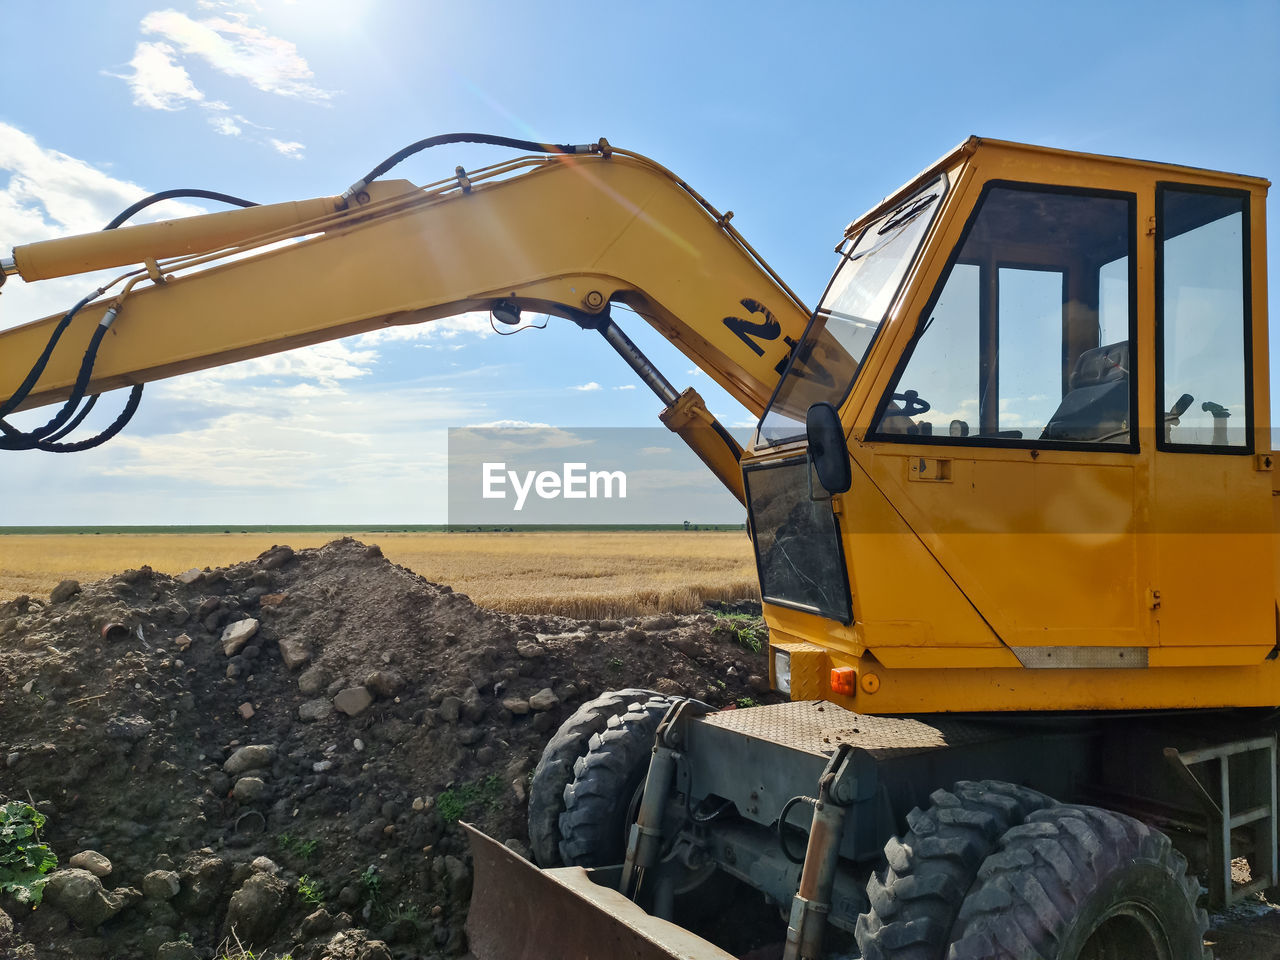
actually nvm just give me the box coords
[830,666,857,695]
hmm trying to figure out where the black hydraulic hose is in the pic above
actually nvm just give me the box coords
[341,132,602,205]
[0,290,99,422]
[1,188,259,451]
[103,188,257,230]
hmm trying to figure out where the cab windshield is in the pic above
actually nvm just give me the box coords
[757,176,946,444]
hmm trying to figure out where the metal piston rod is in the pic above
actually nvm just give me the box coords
[783,745,857,960]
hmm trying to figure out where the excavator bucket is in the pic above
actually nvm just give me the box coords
[462,824,737,960]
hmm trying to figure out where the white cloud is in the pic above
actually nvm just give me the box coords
[640,446,672,456]
[116,40,206,110]
[270,138,305,159]
[139,9,333,103]
[571,382,602,392]
[356,313,495,344]
[613,384,636,391]
[208,115,242,136]
[467,419,553,429]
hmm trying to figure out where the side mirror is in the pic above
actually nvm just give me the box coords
[806,402,851,495]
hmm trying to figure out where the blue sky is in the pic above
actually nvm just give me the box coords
[0,0,1277,524]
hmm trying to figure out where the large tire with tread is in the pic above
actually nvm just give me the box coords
[527,688,662,866]
[558,696,673,866]
[947,804,1209,960]
[855,780,1056,960]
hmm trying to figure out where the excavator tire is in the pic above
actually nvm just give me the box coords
[558,696,674,866]
[527,688,662,866]
[946,804,1209,960]
[855,780,1056,960]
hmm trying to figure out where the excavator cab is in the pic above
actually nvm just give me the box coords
[750,138,1273,716]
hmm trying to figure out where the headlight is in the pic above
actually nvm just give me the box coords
[772,648,791,698]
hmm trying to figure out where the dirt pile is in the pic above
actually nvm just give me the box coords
[0,538,773,959]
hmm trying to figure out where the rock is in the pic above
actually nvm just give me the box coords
[299,906,333,938]
[250,856,279,875]
[364,669,405,698]
[238,702,255,720]
[258,592,288,608]
[501,697,530,715]
[528,688,559,712]
[0,907,10,947]
[104,715,152,741]
[748,674,771,694]
[457,726,484,746]
[224,744,276,775]
[233,777,268,803]
[50,579,81,603]
[597,619,623,632]
[438,696,462,723]
[221,619,259,657]
[642,615,679,631]
[259,544,294,570]
[277,637,311,670]
[298,665,328,696]
[299,699,334,722]
[333,686,373,716]
[360,941,394,960]
[178,568,203,585]
[516,641,547,659]
[68,851,112,878]
[173,633,192,652]
[224,871,288,946]
[337,885,360,909]
[142,870,181,900]
[654,677,688,697]
[156,942,199,960]
[43,868,139,928]
[196,597,222,620]
[175,853,230,916]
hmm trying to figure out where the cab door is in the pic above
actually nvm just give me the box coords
[862,180,1150,658]
[1149,184,1273,656]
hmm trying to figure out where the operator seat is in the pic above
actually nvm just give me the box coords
[1040,341,1129,442]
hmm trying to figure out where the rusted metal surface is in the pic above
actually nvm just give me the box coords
[463,823,737,960]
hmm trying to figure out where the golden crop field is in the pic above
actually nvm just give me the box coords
[0,531,759,619]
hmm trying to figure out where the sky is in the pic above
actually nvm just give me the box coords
[0,0,1277,525]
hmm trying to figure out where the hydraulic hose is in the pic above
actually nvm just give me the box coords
[0,188,257,452]
[341,132,605,206]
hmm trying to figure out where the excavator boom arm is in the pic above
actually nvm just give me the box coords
[0,150,809,465]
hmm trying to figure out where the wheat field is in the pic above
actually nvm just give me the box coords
[0,531,759,619]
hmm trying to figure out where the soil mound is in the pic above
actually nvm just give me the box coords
[0,538,772,959]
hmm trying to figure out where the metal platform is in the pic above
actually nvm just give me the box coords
[698,700,1007,760]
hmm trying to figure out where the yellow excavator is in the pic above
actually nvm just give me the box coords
[1,133,1274,959]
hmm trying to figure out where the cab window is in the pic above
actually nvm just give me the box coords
[874,184,1136,446]
[1157,185,1251,450]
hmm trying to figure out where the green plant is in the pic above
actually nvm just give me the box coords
[297,874,325,907]
[735,696,758,708]
[275,833,294,852]
[714,613,766,653]
[297,838,319,860]
[0,801,57,907]
[435,774,504,824]
[607,656,624,672]
[359,864,383,905]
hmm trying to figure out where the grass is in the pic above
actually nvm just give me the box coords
[297,874,324,907]
[436,774,504,823]
[714,612,767,653]
[0,530,759,619]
